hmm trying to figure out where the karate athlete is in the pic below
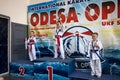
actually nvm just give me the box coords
[88,32,103,78]
[27,31,37,61]
[53,19,65,60]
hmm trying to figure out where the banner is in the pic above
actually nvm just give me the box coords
[28,0,120,76]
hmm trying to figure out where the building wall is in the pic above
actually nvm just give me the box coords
[0,0,52,24]
[0,0,29,24]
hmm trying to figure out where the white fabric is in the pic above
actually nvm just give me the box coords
[25,41,27,50]
[87,40,103,59]
[92,52,99,60]
[53,27,65,59]
[88,40,103,76]
[90,59,101,76]
[27,36,37,61]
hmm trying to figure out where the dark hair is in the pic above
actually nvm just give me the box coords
[57,19,62,24]
[92,32,98,36]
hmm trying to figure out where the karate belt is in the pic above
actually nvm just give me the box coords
[29,39,35,52]
[90,49,105,62]
[55,35,62,46]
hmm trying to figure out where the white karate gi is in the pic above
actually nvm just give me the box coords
[24,38,27,50]
[88,40,103,76]
[53,27,65,59]
[27,36,37,61]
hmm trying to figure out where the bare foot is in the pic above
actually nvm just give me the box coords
[62,58,65,60]
[52,58,57,59]
[0,77,4,80]
[97,75,101,78]
[91,74,94,77]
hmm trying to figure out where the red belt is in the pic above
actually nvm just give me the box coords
[29,39,34,52]
[55,35,62,46]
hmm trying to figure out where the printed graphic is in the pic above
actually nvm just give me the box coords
[27,0,120,77]
[63,26,93,58]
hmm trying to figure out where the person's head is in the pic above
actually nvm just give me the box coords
[56,20,62,28]
[92,32,98,41]
[30,31,35,37]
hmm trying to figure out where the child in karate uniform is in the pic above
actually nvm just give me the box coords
[27,31,37,61]
[88,32,103,78]
[53,19,65,60]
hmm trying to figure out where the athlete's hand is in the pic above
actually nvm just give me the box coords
[53,38,56,41]
[94,42,100,49]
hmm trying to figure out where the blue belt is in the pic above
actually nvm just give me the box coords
[90,49,104,62]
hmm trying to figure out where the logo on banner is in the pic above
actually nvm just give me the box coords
[63,26,93,58]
